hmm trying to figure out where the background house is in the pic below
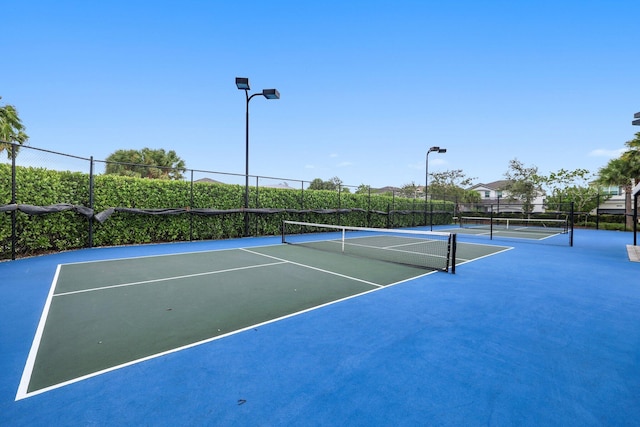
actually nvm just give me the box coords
[467,180,545,213]
[595,185,626,214]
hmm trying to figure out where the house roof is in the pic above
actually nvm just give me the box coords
[264,182,296,189]
[374,186,401,193]
[194,177,224,184]
[468,180,511,191]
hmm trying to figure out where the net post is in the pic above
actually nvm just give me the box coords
[569,202,574,247]
[490,209,494,240]
[281,220,286,244]
[450,233,457,274]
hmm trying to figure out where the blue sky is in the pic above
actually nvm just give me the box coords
[3,1,639,189]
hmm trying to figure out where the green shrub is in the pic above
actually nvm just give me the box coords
[0,165,455,258]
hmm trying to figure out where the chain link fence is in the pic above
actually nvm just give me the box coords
[1,143,457,260]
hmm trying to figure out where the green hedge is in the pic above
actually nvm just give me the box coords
[0,165,454,258]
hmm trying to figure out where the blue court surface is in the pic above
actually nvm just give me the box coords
[1,229,639,426]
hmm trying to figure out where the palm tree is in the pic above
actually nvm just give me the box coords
[597,133,640,229]
[0,96,29,159]
[105,147,186,180]
[621,132,640,175]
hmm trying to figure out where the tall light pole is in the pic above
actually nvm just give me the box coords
[425,146,446,229]
[235,77,280,236]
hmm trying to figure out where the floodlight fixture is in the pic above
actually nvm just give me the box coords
[429,146,447,153]
[235,77,250,90]
[262,89,280,99]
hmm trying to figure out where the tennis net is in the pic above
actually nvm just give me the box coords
[460,216,569,234]
[281,220,456,273]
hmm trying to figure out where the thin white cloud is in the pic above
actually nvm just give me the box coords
[329,153,339,158]
[589,148,625,157]
[336,161,352,167]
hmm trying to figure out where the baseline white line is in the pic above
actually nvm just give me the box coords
[54,244,284,266]
[16,265,62,401]
[454,246,514,267]
[54,261,288,297]
[240,248,384,288]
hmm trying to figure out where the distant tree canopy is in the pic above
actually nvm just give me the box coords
[428,169,478,202]
[501,158,541,213]
[105,148,186,180]
[537,168,603,213]
[0,96,29,159]
[356,184,371,194]
[399,182,420,198]
[307,176,350,193]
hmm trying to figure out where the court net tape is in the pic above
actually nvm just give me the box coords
[282,220,456,273]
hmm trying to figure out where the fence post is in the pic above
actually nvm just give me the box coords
[338,184,342,225]
[391,191,395,228]
[11,143,16,260]
[254,176,259,236]
[595,193,600,230]
[429,202,434,231]
[634,192,638,246]
[386,202,390,228]
[189,170,194,241]
[412,198,415,227]
[300,181,305,223]
[89,157,94,248]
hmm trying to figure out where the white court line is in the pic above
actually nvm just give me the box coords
[454,245,514,267]
[54,261,288,297]
[240,248,384,288]
[16,265,62,401]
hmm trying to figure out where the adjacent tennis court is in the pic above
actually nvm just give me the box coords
[446,215,574,245]
[17,224,508,399]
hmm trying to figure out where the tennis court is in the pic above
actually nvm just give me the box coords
[17,224,508,399]
[2,227,639,425]
[446,215,574,245]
